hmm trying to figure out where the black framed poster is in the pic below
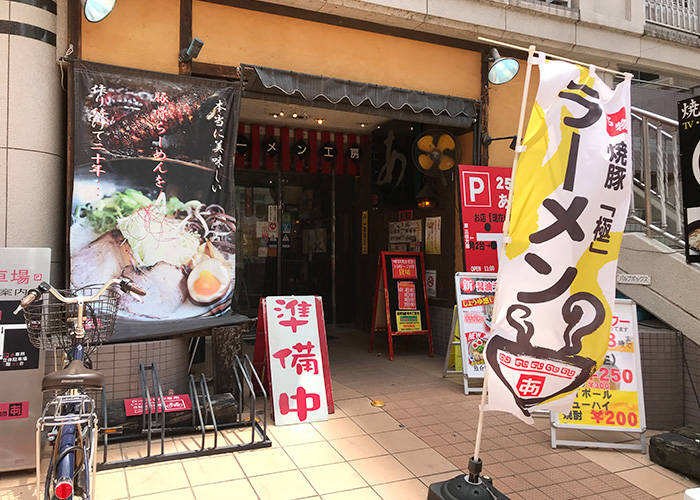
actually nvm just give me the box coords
[678,95,700,263]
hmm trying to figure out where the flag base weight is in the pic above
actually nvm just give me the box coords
[427,458,509,500]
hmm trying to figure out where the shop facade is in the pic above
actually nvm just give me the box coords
[73,0,530,351]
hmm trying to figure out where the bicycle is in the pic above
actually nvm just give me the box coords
[14,278,145,500]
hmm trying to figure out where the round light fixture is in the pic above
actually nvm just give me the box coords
[487,48,520,85]
[82,0,117,23]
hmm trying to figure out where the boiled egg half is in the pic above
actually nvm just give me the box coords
[187,258,231,304]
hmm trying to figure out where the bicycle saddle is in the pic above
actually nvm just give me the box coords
[42,359,104,391]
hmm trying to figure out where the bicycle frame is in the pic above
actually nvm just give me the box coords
[31,279,127,500]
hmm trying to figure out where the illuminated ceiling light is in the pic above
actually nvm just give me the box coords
[292,113,298,118]
[487,47,520,85]
[316,118,325,125]
[279,111,285,117]
[360,123,366,128]
[82,0,116,22]
[273,114,278,118]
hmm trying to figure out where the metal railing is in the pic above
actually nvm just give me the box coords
[646,0,700,35]
[629,106,684,246]
[524,0,572,7]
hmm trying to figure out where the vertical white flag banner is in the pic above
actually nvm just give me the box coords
[484,59,632,423]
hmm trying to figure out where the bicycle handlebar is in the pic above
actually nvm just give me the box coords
[13,277,147,315]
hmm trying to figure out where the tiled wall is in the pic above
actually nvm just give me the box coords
[638,327,685,429]
[45,338,191,405]
[682,336,700,427]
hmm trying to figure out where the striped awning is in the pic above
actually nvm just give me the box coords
[241,64,478,129]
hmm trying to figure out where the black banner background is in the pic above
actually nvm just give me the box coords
[69,61,246,342]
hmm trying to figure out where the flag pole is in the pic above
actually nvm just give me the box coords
[472,43,537,468]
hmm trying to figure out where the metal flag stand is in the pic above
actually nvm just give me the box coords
[428,37,633,500]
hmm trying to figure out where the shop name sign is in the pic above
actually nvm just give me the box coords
[616,274,651,286]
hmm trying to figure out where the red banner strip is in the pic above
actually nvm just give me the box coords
[251,124,260,170]
[294,128,304,172]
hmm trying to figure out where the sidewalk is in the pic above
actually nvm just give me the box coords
[1,327,698,500]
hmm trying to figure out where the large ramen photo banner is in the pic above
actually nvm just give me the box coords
[69,61,241,340]
[484,57,632,423]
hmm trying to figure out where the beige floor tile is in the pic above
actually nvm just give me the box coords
[373,478,429,500]
[95,469,129,500]
[322,487,383,499]
[249,469,317,500]
[193,478,258,500]
[575,448,644,472]
[268,422,325,446]
[328,407,347,420]
[330,435,388,461]
[332,385,364,401]
[285,440,345,468]
[131,487,195,500]
[301,462,368,495]
[418,470,463,487]
[182,453,245,486]
[620,449,655,466]
[352,413,403,434]
[618,466,688,497]
[335,397,386,417]
[312,417,366,440]
[125,462,190,496]
[350,455,413,485]
[393,448,457,477]
[236,447,297,476]
[372,429,428,453]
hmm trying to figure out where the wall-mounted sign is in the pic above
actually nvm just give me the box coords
[362,211,368,255]
[425,216,441,255]
[458,165,510,273]
[388,220,422,244]
[678,95,700,264]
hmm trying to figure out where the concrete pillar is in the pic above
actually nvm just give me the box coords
[0,0,66,281]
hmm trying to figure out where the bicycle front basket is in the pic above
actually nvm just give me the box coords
[22,286,120,350]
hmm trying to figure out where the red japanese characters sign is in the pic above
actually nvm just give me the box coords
[0,401,28,420]
[397,281,417,310]
[458,165,510,273]
[391,258,418,279]
[263,296,333,425]
[123,394,192,417]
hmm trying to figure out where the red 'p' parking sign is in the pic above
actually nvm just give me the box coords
[458,165,511,273]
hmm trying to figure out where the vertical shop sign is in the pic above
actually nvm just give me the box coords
[678,95,700,263]
[263,296,333,425]
[69,61,241,340]
[425,216,442,255]
[458,165,510,273]
[484,60,632,423]
[362,211,368,254]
